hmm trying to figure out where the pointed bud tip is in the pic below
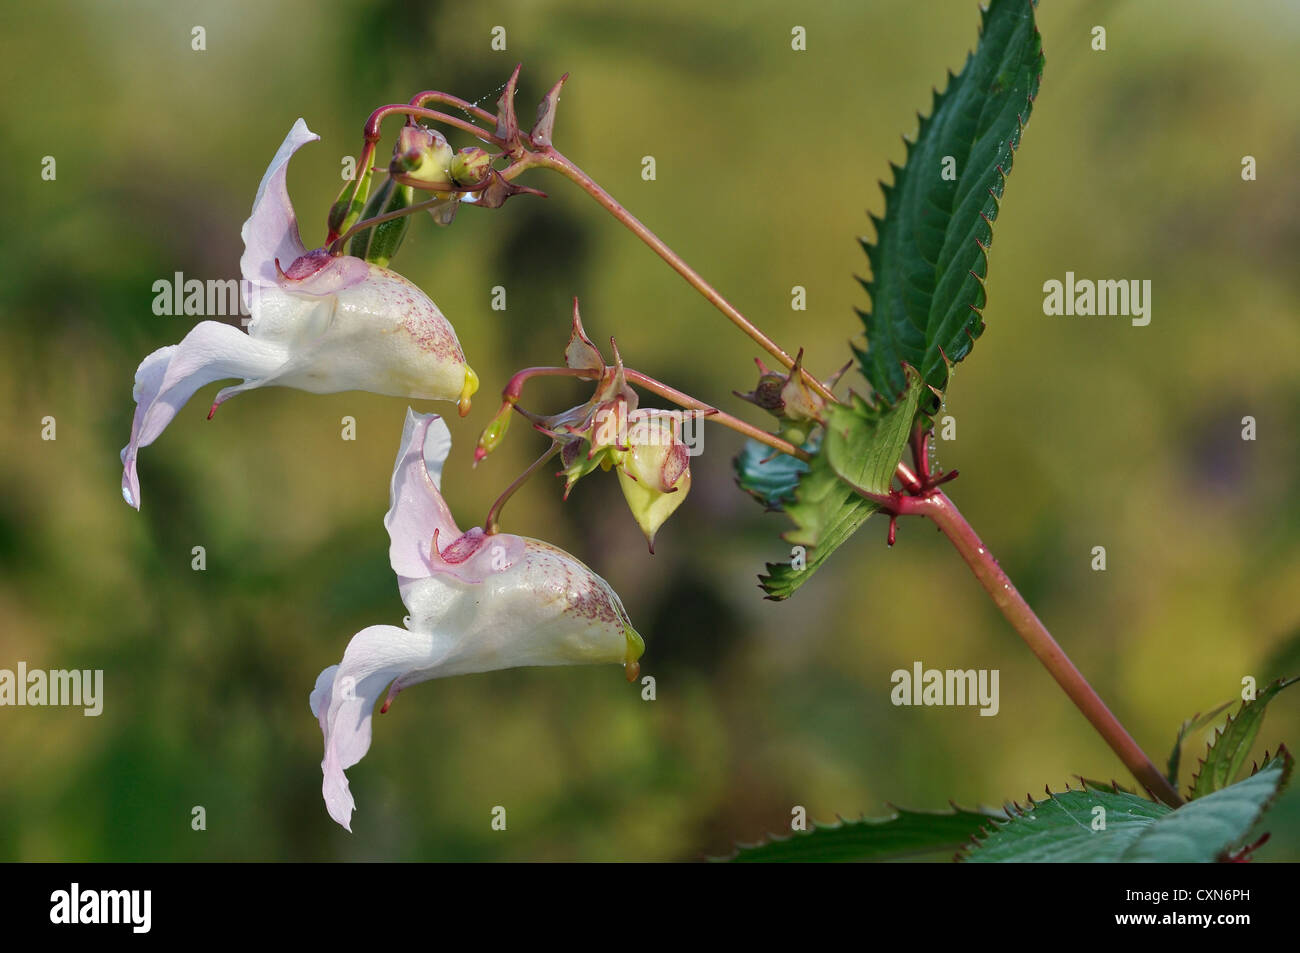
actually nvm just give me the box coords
[457,366,479,417]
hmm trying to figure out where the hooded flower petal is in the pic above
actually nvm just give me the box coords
[310,409,643,830]
[240,118,316,289]
[121,122,478,508]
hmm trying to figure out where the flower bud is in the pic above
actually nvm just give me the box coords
[615,412,691,552]
[735,350,827,429]
[391,125,455,189]
[449,147,493,188]
[559,439,614,499]
[742,369,788,414]
[778,370,825,425]
[474,400,514,464]
[589,398,630,453]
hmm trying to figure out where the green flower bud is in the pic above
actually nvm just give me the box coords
[449,147,493,188]
[474,401,514,464]
[559,441,615,500]
[617,465,689,555]
[615,412,691,553]
[391,125,455,190]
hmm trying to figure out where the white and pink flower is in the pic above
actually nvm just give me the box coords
[309,409,644,831]
[120,120,477,509]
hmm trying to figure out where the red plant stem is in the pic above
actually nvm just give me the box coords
[407,90,499,126]
[501,365,596,402]
[500,365,810,462]
[485,444,560,534]
[899,489,1184,808]
[530,150,837,405]
[622,370,810,462]
[895,461,923,494]
[909,424,931,482]
[333,191,466,248]
[363,104,505,148]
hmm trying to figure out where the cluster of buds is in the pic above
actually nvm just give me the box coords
[478,302,701,552]
[389,123,501,224]
[735,350,848,445]
[552,397,695,554]
[328,69,562,263]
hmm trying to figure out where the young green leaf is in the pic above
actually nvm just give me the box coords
[1126,753,1292,862]
[1166,699,1233,790]
[759,373,924,600]
[722,805,1005,863]
[825,366,924,494]
[855,0,1043,410]
[1188,676,1299,799]
[758,446,878,601]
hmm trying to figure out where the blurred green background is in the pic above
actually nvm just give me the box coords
[1,0,1297,861]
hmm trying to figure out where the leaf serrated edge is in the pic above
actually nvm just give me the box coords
[955,776,1165,862]
[713,801,1005,863]
[958,749,1295,863]
[855,0,1044,408]
[1187,675,1300,798]
[1212,745,1293,861]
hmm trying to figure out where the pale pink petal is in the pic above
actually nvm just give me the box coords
[240,119,318,289]
[384,409,462,577]
[308,624,451,831]
[119,322,286,509]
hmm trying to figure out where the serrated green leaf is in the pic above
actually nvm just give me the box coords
[1189,676,1299,799]
[826,367,924,494]
[855,0,1043,409]
[759,374,924,600]
[963,787,1171,863]
[1166,699,1233,790]
[758,447,877,600]
[723,805,1005,863]
[1126,753,1292,862]
[733,437,810,510]
[965,753,1293,862]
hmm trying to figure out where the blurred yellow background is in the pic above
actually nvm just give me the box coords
[1,0,1297,860]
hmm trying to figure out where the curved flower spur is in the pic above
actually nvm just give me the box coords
[310,409,645,830]
[120,120,478,509]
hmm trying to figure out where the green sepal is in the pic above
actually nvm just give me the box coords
[327,164,374,239]
[350,177,413,267]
